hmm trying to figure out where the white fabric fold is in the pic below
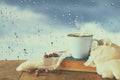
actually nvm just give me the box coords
[84,38,120,79]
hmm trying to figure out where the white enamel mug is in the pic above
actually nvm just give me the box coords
[67,33,96,59]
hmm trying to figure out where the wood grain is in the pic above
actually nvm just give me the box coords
[19,71,114,80]
[0,60,115,80]
[57,60,96,72]
[0,60,23,80]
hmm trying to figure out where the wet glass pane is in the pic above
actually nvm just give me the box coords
[0,0,120,60]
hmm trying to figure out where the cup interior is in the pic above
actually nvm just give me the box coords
[67,33,93,37]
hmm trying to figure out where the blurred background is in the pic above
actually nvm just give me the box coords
[0,0,120,60]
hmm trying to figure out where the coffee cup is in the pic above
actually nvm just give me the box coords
[67,33,98,59]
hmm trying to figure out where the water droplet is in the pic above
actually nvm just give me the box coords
[17,56,19,60]
[68,13,71,16]
[62,14,65,17]
[38,29,40,33]
[32,1,36,4]
[8,46,11,49]
[51,42,53,45]
[12,21,14,24]
[110,21,113,24]
[95,21,98,24]
[91,0,95,3]
[68,22,72,25]
[111,3,114,6]
[20,0,24,3]
[15,32,17,35]
[24,49,26,51]
[75,16,79,18]
[54,15,57,18]
[105,4,108,7]
[2,24,5,28]
[0,10,3,14]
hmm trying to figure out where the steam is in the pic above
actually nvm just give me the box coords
[78,22,120,45]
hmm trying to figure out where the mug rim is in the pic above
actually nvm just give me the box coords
[67,33,93,37]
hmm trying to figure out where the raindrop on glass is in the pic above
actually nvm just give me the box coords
[105,4,107,7]
[91,0,95,3]
[95,21,98,24]
[20,0,24,4]
[68,13,71,16]
[111,3,114,6]
[8,46,11,49]
[0,10,3,14]
[24,48,28,54]
[17,56,19,60]
[2,24,5,28]
[51,42,53,45]
[12,21,14,24]
[75,16,79,18]
[63,14,65,17]
[32,1,36,4]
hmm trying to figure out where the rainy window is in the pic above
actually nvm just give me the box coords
[0,0,120,60]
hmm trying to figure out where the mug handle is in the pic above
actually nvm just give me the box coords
[93,39,100,45]
[91,39,100,50]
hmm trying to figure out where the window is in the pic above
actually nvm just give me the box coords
[0,0,120,60]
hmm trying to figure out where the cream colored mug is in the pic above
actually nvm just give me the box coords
[67,33,98,59]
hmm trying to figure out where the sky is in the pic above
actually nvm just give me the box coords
[0,0,120,60]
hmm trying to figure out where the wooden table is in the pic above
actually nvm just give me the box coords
[0,60,116,80]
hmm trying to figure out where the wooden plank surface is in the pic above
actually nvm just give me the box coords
[20,71,115,80]
[0,60,115,80]
[0,60,23,80]
[57,60,96,72]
